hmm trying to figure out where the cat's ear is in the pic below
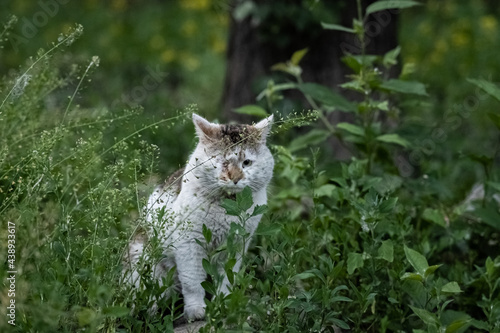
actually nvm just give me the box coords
[193,113,219,141]
[254,114,273,144]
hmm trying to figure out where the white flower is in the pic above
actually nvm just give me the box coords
[12,74,32,99]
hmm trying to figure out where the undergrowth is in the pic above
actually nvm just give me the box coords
[1,1,500,332]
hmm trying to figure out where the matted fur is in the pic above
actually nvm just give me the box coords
[123,113,274,321]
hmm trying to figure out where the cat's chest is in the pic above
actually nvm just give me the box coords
[175,198,236,240]
[197,202,235,237]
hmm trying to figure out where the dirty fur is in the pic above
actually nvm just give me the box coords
[123,113,274,321]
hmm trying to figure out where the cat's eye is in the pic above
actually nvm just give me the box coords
[242,159,252,167]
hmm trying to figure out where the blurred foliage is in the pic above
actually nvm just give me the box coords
[399,0,500,198]
[1,0,500,331]
[0,0,229,175]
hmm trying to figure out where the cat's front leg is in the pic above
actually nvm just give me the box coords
[175,239,207,321]
[219,261,240,296]
[219,250,245,296]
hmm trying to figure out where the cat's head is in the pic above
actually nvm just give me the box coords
[190,113,274,196]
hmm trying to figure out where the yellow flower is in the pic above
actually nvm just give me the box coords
[429,51,442,65]
[112,0,127,11]
[418,21,431,35]
[435,39,448,53]
[451,31,469,47]
[161,50,176,63]
[211,36,226,54]
[180,0,210,10]
[181,20,198,37]
[429,39,448,64]
[480,15,498,33]
[150,35,166,50]
[180,53,200,71]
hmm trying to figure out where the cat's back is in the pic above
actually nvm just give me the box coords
[146,168,184,223]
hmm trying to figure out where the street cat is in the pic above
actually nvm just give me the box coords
[123,113,274,320]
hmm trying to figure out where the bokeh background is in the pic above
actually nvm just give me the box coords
[1,1,500,331]
[2,0,499,182]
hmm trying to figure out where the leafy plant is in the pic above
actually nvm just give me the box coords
[1,1,500,332]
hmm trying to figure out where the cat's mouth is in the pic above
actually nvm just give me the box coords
[221,186,243,200]
[222,192,237,201]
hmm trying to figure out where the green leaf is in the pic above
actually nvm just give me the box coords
[409,306,439,326]
[332,285,349,295]
[103,306,129,318]
[291,48,308,66]
[472,204,500,230]
[488,112,500,130]
[441,310,471,332]
[445,319,470,333]
[229,221,247,237]
[292,268,326,284]
[487,181,500,193]
[256,81,275,101]
[294,272,316,280]
[383,46,401,67]
[202,258,216,276]
[401,62,417,78]
[225,269,234,286]
[271,62,301,77]
[252,204,268,217]
[470,319,489,330]
[289,129,331,152]
[202,224,212,243]
[298,82,356,112]
[233,105,268,118]
[340,54,380,75]
[380,79,428,96]
[337,122,365,136]
[340,79,364,92]
[377,100,390,111]
[221,199,240,216]
[201,280,217,295]
[255,223,282,236]
[331,318,350,330]
[379,197,398,213]
[76,308,97,326]
[404,246,429,276]
[468,78,500,102]
[485,256,495,279]
[366,1,421,16]
[321,22,356,33]
[422,208,446,227]
[377,240,394,262]
[331,296,353,302]
[376,133,410,148]
[401,272,424,282]
[347,252,364,275]
[441,282,462,294]
[237,186,254,212]
[225,258,236,285]
[424,265,442,278]
[315,184,337,198]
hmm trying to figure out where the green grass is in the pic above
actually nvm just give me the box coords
[1,3,500,333]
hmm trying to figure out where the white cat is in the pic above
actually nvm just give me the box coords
[123,113,274,321]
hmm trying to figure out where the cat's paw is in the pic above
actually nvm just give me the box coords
[184,303,205,321]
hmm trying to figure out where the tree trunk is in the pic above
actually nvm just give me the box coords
[221,0,399,158]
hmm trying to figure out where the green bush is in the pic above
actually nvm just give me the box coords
[1,1,499,332]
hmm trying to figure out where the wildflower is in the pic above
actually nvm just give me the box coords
[11,74,32,99]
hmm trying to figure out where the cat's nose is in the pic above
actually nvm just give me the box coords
[222,165,244,185]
